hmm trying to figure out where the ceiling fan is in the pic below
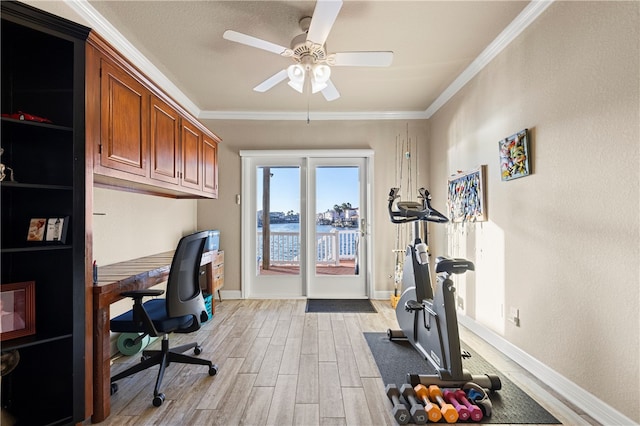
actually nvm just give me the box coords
[223,0,393,101]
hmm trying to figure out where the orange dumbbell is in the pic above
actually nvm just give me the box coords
[413,384,442,423]
[428,385,458,423]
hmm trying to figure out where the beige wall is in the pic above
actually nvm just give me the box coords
[93,187,198,317]
[196,119,430,296]
[428,2,639,421]
[93,187,198,266]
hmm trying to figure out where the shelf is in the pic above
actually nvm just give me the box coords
[0,181,73,191]
[1,245,72,254]
[1,331,73,351]
[1,116,72,132]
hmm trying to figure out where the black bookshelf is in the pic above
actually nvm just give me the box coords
[1,2,90,424]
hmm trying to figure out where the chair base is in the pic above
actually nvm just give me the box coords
[111,335,217,406]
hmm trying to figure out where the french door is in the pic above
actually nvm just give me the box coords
[240,150,373,299]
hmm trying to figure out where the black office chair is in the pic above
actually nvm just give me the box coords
[110,231,218,407]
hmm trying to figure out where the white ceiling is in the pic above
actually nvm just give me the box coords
[36,1,550,120]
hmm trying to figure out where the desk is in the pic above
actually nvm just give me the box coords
[91,250,213,423]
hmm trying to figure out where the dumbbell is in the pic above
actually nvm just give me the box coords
[428,385,459,423]
[413,384,442,423]
[399,384,427,424]
[462,382,493,417]
[384,384,410,425]
[443,389,470,421]
[454,389,484,421]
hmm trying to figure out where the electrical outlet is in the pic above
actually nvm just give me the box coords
[457,296,464,310]
[509,307,520,327]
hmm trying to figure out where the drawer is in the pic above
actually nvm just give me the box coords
[211,250,224,265]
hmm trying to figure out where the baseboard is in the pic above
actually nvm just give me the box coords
[458,314,638,426]
[373,290,395,300]
[218,289,242,300]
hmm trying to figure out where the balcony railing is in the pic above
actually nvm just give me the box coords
[257,230,359,266]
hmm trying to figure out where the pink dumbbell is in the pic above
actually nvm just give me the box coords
[454,389,484,422]
[443,390,470,421]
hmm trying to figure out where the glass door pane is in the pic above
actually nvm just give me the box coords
[308,158,368,299]
[315,166,360,276]
[256,166,301,276]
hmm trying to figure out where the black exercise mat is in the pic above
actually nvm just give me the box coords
[364,332,560,424]
[305,299,377,313]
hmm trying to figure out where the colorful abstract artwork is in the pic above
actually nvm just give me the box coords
[447,166,487,223]
[499,129,531,181]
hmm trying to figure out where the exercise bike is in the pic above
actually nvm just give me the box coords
[386,187,501,391]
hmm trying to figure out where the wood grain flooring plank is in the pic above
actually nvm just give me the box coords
[318,329,337,362]
[294,403,320,426]
[279,337,302,375]
[265,374,298,426]
[196,357,244,410]
[302,314,319,355]
[254,344,284,387]
[318,362,345,419]
[239,385,273,425]
[361,377,395,426]
[296,353,319,404]
[335,344,362,387]
[239,336,271,374]
[342,387,374,426]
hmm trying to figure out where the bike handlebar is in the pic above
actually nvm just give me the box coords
[387,187,449,224]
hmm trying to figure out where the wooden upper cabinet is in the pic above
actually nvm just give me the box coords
[150,95,180,185]
[99,59,149,176]
[203,135,219,196]
[180,118,202,191]
[88,32,220,198]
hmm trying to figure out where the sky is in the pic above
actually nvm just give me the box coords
[257,166,359,213]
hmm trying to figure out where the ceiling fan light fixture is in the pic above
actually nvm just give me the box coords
[287,64,306,93]
[312,64,331,84]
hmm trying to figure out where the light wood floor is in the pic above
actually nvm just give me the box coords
[99,299,599,425]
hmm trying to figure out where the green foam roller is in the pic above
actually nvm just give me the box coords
[117,333,151,356]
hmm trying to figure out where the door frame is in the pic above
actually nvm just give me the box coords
[240,149,374,299]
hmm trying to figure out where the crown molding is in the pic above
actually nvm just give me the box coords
[198,110,428,121]
[424,0,554,118]
[65,0,552,122]
[63,0,201,117]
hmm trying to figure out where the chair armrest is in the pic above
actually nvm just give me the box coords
[120,289,164,299]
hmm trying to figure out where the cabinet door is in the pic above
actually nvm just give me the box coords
[150,95,180,184]
[202,135,218,196]
[180,119,202,191]
[100,59,149,176]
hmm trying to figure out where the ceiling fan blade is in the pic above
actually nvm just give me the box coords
[253,69,289,92]
[223,30,293,56]
[330,51,394,67]
[321,79,340,101]
[306,0,343,46]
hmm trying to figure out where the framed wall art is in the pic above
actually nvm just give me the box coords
[26,216,69,243]
[447,166,487,223]
[27,218,46,241]
[45,217,69,243]
[499,128,531,181]
[1,281,36,341]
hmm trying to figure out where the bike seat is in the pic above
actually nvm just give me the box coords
[435,256,475,274]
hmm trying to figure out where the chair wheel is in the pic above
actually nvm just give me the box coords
[152,393,165,407]
[209,364,218,376]
[194,345,202,355]
[110,383,118,395]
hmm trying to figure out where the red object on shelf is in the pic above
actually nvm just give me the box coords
[1,111,52,123]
